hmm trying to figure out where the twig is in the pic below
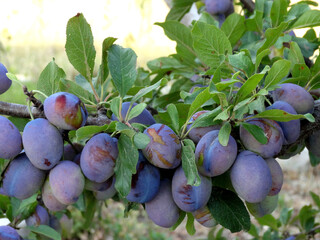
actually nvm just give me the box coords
[240,0,255,13]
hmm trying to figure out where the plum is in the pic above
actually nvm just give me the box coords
[187,111,221,143]
[63,143,83,160]
[0,62,12,94]
[80,133,118,183]
[306,130,320,158]
[126,153,160,203]
[230,151,272,203]
[23,118,63,170]
[85,177,115,192]
[111,102,155,125]
[195,130,237,177]
[271,83,314,114]
[0,116,22,159]
[0,226,21,240]
[246,195,279,218]
[265,158,283,196]
[2,153,46,199]
[172,166,212,212]
[59,214,73,238]
[93,177,117,201]
[145,179,180,228]
[142,124,181,169]
[205,0,232,15]
[192,206,217,228]
[26,205,49,227]
[267,101,300,145]
[49,215,62,234]
[240,118,284,158]
[49,160,85,205]
[44,92,88,130]
[42,178,67,212]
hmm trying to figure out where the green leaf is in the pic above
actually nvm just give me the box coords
[228,52,254,77]
[98,37,117,85]
[131,79,165,103]
[166,0,198,21]
[264,59,291,90]
[181,140,201,186]
[65,13,96,81]
[170,211,186,231]
[257,22,288,55]
[27,225,61,240]
[221,13,246,47]
[255,49,271,72]
[59,79,95,105]
[114,134,139,197]
[246,10,263,33]
[133,132,150,149]
[257,215,279,231]
[37,59,66,100]
[309,151,320,167]
[190,107,222,129]
[270,0,289,27]
[155,21,195,60]
[208,187,251,233]
[167,104,180,133]
[110,97,121,120]
[7,117,29,132]
[279,207,293,226]
[186,212,196,235]
[288,41,305,67]
[218,122,231,147]
[192,21,232,70]
[290,10,320,29]
[198,11,219,26]
[187,87,213,119]
[241,122,268,144]
[299,205,318,232]
[310,191,320,209]
[76,124,114,141]
[248,109,314,122]
[147,57,187,73]
[235,74,264,103]
[127,103,147,122]
[108,45,137,98]
[83,191,98,229]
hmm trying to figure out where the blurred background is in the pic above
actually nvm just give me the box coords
[0,0,319,239]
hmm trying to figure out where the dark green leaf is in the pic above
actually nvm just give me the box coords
[166,0,198,21]
[310,191,320,209]
[288,41,305,67]
[167,104,179,133]
[291,10,320,29]
[241,122,268,144]
[114,134,139,197]
[37,59,66,100]
[59,79,95,104]
[208,187,251,233]
[170,211,186,231]
[187,87,213,119]
[218,122,231,147]
[127,103,147,122]
[257,215,279,231]
[133,132,150,149]
[27,225,61,240]
[280,207,293,226]
[255,49,271,72]
[131,79,165,104]
[309,151,320,167]
[270,0,289,27]
[83,191,98,229]
[228,52,254,77]
[110,97,121,120]
[221,13,246,47]
[186,212,196,235]
[65,13,96,81]
[181,140,201,186]
[235,74,264,103]
[264,59,291,90]
[108,45,137,98]
[248,109,314,122]
[299,205,318,232]
[98,37,117,85]
[76,124,114,141]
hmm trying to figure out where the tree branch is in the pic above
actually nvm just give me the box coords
[240,0,255,13]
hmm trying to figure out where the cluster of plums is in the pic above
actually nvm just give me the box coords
[204,0,234,25]
[0,57,317,239]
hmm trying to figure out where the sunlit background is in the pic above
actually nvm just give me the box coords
[0,0,319,239]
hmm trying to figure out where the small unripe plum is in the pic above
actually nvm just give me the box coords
[0,116,22,159]
[42,178,67,212]
[246,194,279,218]
[192,206,217,228]
[306,130,320,158]
[2,153,46,199]
[205,0,232,15]
[126,153,160,203]
[145,179,180,228]
[26,205,50,227]
[267,101,300,145]
[142,124,181,169]
[195,130,237,177]
[172,166,212,212]
[230,151,272,203]
[44,92,88,130]
[49,160,85,205]
[271,83,314,114]
[265,158,283,196]
[187,111,221,143]
[0,226,21,240]
[59,214,73,238]
[23,118,63,170]
[80,133,118,183]
[111,102,156,125]
[0,62,12,94]
[93,176,117,201]
[240,118,284,158]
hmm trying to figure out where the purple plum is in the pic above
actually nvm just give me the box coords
[0,226,21,240]
[26,205,49,227]
[246,194,279,218]
[265,158,283,196]
[192,206,217,228]
[0,116,22,159]
[142,124,181,169]
[42,178,67,212]
[205,0,232,15]
[93,177,117,201]
[0,62,12,94]
[44,92,88,130]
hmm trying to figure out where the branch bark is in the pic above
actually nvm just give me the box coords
[240,0,255,13]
